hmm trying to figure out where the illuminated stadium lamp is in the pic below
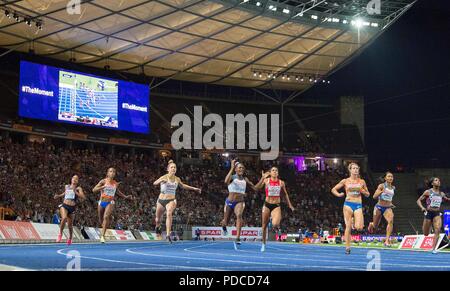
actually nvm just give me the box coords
[327,18,332,22]
[4,10,11,18]
[287,76,291,81]
[25,18,32,26]
[363,21,370,26]
[371,22,379,27]
[295,76,299,81]
[311,15,318,20]
[309,77,313,82]
[13,13,20,22]
[332,18,339,23]
[314,79,318,83]
[333,158,338,164]
[327,80,331,84]
[253,72,257,77]
[352,18,363,28]
[342,19,348,24]
[259,73,263,78]
[256,1,261,6]
[222,153,230,157]
[268,5,276,11]
[282,8,290,14]
[322,80,326,83]
[300,77,304,82]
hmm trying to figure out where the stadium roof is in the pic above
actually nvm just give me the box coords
[0,0,415,90]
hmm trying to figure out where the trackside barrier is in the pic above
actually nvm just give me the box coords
[399,234,449,251]
[191,226,262,240]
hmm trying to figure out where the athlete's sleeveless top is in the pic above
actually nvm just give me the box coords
[100,180,117,202]
[266,179,281,199]
[160,177,178,195]
[228,175,247,194]
[64,185,77,202]
[345,178,363,197]
[427,189,443,209]
[379,182,395,202]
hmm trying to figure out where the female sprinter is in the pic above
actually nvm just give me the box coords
[93,167,133,243]
[54,175,85,245]
[331,162,371,254]
[368,172,396,247]
[221,159,258,250]
[153,160,201,243]
[255,167,295,252]
[417,177,450,253]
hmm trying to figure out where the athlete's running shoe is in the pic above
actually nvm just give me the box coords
[56,233,62,243]
[345,248,351,255]
[222,226,228,236]
[67,239,72,246]
[261,243,266,252]
[233,239,241,250]
[100,236,106,243]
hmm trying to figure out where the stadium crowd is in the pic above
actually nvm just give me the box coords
[0,135,377,234]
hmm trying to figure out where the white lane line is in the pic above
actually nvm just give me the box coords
[0,263,31,271]
[265,244,450,264]
[181,243,450,270]
[56,248,220,271]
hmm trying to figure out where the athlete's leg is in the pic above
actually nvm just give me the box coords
[234,202,245,241]
[343,206,354,251]
[432,215,442,251]
[165,200,177,239]
[101,203,114,238]
[369,207,382,233]
[383,209,394,245]
[261,206,271,245]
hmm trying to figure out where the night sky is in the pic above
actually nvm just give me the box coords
[303,0,450,170]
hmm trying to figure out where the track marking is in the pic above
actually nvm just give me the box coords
[56,247,222,271]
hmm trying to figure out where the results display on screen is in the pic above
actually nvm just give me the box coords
[18,60,150,134]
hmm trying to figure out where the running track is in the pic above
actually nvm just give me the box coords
[0,241,449,271]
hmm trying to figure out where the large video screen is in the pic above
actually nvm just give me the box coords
[18,60,150,134]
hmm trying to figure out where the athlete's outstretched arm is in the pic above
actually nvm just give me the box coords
[254,171,269,190]
[331,179,346,197]
[53,188,66,199]
[245,177,259,191]
[416,190,429,213]
[76,187,86,201]
[153,175,167,186]
[281,181,295,211]
[224,159,236,184]
[116,186,133,200]
[443,193,450,202]
[180,179,201,193]
[92,179,106,193]
[373,184,384,200]
[361,180,371,198]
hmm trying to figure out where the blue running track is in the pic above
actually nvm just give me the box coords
[0,241,449,271]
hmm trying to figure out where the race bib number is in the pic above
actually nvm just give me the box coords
[268,186,281,197]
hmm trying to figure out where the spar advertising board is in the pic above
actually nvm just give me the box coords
[399,234,447,250]
[192,226,262,240]
[31,223,85,240]
[0,221,40,240]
